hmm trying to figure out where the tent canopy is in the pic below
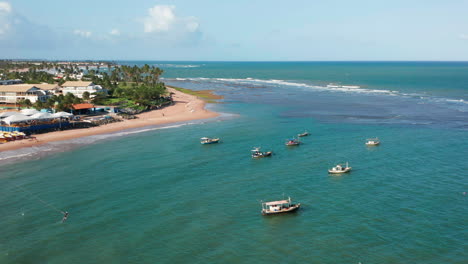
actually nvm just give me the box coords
[52,112,73,118]
[0,111,19,118]
[3,114,33,125]
[31,112,53,119]
[21,109,40,116]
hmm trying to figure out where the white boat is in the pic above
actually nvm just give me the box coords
[328,162,352,174]
[365,138,380,146]
[251,147,272,158]
[200,137,220,144]
[261,197,301,215]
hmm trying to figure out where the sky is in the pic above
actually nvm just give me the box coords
[0,0,467,61]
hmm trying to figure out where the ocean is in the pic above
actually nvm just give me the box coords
[1,62,467,263]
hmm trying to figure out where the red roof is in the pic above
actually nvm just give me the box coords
[72,103,94,110]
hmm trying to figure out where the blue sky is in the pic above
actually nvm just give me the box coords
[1,0,467,61]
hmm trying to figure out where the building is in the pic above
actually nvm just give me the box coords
[0,79,24,85]
[61,81,107,98]
[0,85,50,104]
[71,103,95,115]
[34,83,61,95]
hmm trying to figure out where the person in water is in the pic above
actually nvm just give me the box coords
[62,211,69,223]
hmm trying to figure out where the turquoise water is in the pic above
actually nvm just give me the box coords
[1,62,467,263]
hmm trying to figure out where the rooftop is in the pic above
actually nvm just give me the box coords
[264,200,290,206]
[62,81,93,87]
[72,103,95,110]
[0,84,40,93]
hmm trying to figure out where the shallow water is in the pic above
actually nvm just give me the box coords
[1,62,467,263]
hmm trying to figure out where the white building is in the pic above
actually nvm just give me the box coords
[0,85,50,104]
[61,81,107,98]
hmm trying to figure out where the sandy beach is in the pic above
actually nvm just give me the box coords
[0,88,219,152]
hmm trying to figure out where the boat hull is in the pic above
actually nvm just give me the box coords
[262,204,301,215]
[252,151,272,158]
[328,168,352,174]
[201,139,220,144]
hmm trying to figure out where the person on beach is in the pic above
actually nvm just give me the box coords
[62,211,69,223]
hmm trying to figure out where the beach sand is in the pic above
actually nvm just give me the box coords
[0,88,219,152]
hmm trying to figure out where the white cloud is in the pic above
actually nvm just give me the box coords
[110,29,120,36]
[459,33,468,40]
[143,5,200,34]
[0,2,11,13]
[144,5,175,33]
[0,2,11,35]
[74,29,91,38]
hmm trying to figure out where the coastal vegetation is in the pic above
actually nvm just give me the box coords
[91,64,169,112]
[168,86,223,103]
[17,93,84,112]
[0,60,171,113]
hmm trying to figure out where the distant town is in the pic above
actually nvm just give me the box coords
[0,60,170,137]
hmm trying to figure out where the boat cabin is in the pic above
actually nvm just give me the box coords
[328,162,352,174]
[261,197,301,215]
[200,137,220,144]
[366,138,380,146]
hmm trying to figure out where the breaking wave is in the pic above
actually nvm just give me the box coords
[165,77,468,112]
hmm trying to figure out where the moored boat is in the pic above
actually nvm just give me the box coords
[200,137,220,144]
[328,162,352,174]
[365,138,380,146]
[251,147,272,158]
[285,138,301,146]
[297,131,309,137]
[261,197,301,215]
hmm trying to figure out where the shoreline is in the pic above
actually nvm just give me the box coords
[0,88,220,152]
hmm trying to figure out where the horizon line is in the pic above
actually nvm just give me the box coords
[1,59,468,63]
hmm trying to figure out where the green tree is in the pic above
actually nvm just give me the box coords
[33,100,44,110]
[24,99,33,108]
[82,91,91,101]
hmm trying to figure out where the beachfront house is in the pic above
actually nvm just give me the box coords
[61,81,107,98]
[0,84,50,104]
[33,83,61,96]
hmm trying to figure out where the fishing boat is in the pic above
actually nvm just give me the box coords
[285,138,301,146]
[200,137,220,144]
[328,162,352,174]
[261,197,301,215]
[251,147,272,158]
[297,131,309,137]
[365,138,380,146]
